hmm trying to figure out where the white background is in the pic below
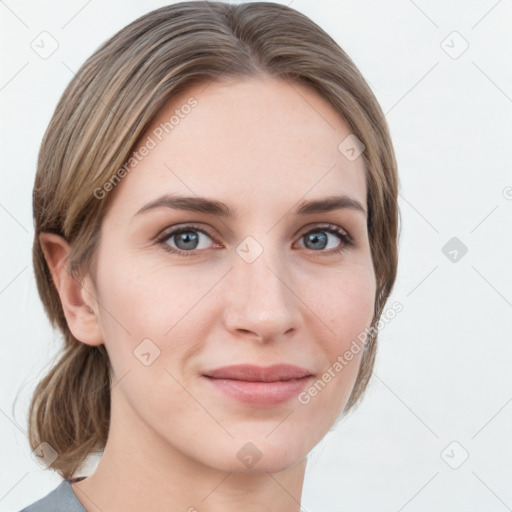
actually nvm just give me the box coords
[1,1,511,511]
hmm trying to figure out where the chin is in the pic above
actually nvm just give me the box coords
[176,429,312,475]
[215,450,308,475]
[223,433,314,474]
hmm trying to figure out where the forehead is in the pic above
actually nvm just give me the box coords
[105,76,367,220]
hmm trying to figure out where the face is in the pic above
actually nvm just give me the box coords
[87,76,376,474]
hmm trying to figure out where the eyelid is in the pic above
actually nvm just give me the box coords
[155,223,216,243]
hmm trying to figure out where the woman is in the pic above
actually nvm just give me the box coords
[19,1,400,510]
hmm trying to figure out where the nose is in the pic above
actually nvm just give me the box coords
[221,243,302,343]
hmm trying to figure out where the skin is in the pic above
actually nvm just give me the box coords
[40,76,376,512]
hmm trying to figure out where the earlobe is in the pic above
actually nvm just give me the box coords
[38,232,104,346]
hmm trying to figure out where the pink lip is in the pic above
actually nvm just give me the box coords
[202,364,314,407]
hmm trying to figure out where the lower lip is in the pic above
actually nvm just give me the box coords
[203,376,313,407]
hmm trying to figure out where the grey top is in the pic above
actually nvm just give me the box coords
[18,477,87,512]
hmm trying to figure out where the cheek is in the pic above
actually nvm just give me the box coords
[97,251,188,334]
[95,254,204,422]
[94,251,217,384]
[301,264,375,404]
[311,264,376,345]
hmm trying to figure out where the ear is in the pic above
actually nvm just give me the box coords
[39,232,103,346]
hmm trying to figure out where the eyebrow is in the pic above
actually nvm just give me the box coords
[134,194,367,218]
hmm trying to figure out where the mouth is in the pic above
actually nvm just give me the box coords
[201,364,314,407]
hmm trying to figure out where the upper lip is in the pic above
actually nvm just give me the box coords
[202,364,313,382]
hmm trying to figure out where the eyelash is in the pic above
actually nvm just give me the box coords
[155,223,354,257]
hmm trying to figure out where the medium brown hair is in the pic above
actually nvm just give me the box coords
[24,0,400,479]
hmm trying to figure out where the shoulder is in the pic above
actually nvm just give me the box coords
[18,479,86,512]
